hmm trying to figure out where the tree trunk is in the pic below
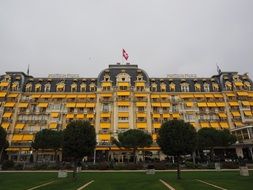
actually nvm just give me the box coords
[73,160,77,179]
[192,150,196,166]
[133,148,137,164]
[210,148,214,162]
[0,147,4,163]
[176,155,181,180]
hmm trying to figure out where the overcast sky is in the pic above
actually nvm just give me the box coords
[0,0,252,79]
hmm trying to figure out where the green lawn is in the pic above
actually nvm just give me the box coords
[0,171,252,190]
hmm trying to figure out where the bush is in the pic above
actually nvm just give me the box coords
[2,160,15,170]
[222,162,239,169]
[14,163,24,170]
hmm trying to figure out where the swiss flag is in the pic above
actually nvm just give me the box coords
[122,49,129,60]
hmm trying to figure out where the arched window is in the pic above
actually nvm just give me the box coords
[80,82,86,92]
[44,83,51,92]
[225,81,232,91]
[25,83,32,92]
[180,82,189,92]
[71,83,77,92]
[169,82,176,92]
[203,83,210,92]
[35,83,41,92]
[56,82,65,92]
[194,83,201,92]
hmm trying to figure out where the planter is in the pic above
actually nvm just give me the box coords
[239,166,249,176]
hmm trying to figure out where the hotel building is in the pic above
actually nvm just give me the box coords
[0,63,253,161]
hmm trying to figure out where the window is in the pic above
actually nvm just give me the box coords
[160,83,166,92]
[169,83,175,92]
[35,84,41,92]
[11,82,19,91]
[195,83,201,92]
[225,81,232,91]
[80,83,86,92]
[71,83,77,92]
[56,82,65,92]
[90,83,96,92]
[25,83,32,92]
[203,83,210,92]
[45,83,51,92]
[244,81,251,90]
[180,82,189,92]
[212,83,219,92]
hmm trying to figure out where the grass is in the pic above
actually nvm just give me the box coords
[0,171,252,190]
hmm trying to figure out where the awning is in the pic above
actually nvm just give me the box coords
[0,82,9,87]
[8,93,18,98]
[66,114,74,119]
[101,113,111,118]
[214,94,223,98]
[86,94,96,98]
[117,102,130,106]
[100,93,112,97]
[15,123,25,129]
[194,94,205,98]
[234,122,243,127]
[137,113,146,118]
[231,111,240,117]
[218,113,227,118]
[76,103,86,108]
[185,102,194,107]
[197,102,207,107]
[200,122,209,128]
[136,102,147,107]
[3,112,12,118]
[250,102,253,106]
[100,123,110,129]
[136,122,147,128]
[117,92,130,96]
[51,112,59,118]
[4,102,15,107]
[235,82,243,86]
[66,103,76,108]
[207,102,217,107]
[22,134,34,141]
[153,123,161,128]
[161,103,171,107]
[118,122,129,128]
[241,101,250,106]
[210,122,220,128]
[151,103,161,107]
[37,103,48,108]
[66,95,77,98]
[135,82,145,87]
[49,123,57,129]
[244,111,252,116]
[118,112,129,117]
[101,82,112,87]
[52,94,66,98]
[152,113,160,118]
[180,94,194,98]
[76,114,84,119]
[87,114,94,119]
[1,123,10,129]
[220,122,229,128]
[77,94,86,98]
[229,102,239,106]
[41,94,52,98]
[237,91,248,96]
[99,134,111,141]
[86,103,95,108]
[205,94,214,98]
[118,82,130,87]
[226,93,235,97]
[151,94,160,98]
[160,94,170,98]
[163,113,170,118]
[18,103,28,108]
[172,113,180,119]
[134,93,147,97]
[31,94,41,98]
[0,92,7,98]
[12,135,23,141]
[216,102,225,107]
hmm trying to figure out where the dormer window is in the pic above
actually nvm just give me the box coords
[194,83,201,92]
[80,83,86,92]
[160,83,166,92]
[90,83,96,92]
[169,83,176,92]
[151,83,157,92]
[71,83,77,92]
[35,83,42,92]
[25,83,32,92]
[225,81,232,91]
[45,83,51,92]
[56,82,65,92]
[11,82,19,91]
[212,83,219,92]
[203,83,210,92]
[180,82,189,92]
[244,81,251,90]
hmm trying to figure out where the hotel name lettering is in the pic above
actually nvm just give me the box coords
[48,74,80,78]
[167,74,197,78]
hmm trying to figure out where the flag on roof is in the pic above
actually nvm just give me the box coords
[122,49,129,60]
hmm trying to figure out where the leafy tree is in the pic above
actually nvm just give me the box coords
[32,129,63,162]
[63,120,96,178]
[197,128,236,161]
[157,120,197,179]
[113,129,152,163]
[0,127,9,163]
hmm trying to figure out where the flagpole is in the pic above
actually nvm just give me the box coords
[121,48,124,64]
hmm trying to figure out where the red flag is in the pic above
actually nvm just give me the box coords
[122,49,129,60]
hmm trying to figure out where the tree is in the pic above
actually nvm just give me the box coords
[157,120,197,179]
[63,120,96,178]
[112,129,152,163]
[32,129,63,162]
[197,128,236,161]
[0,127,9,163]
